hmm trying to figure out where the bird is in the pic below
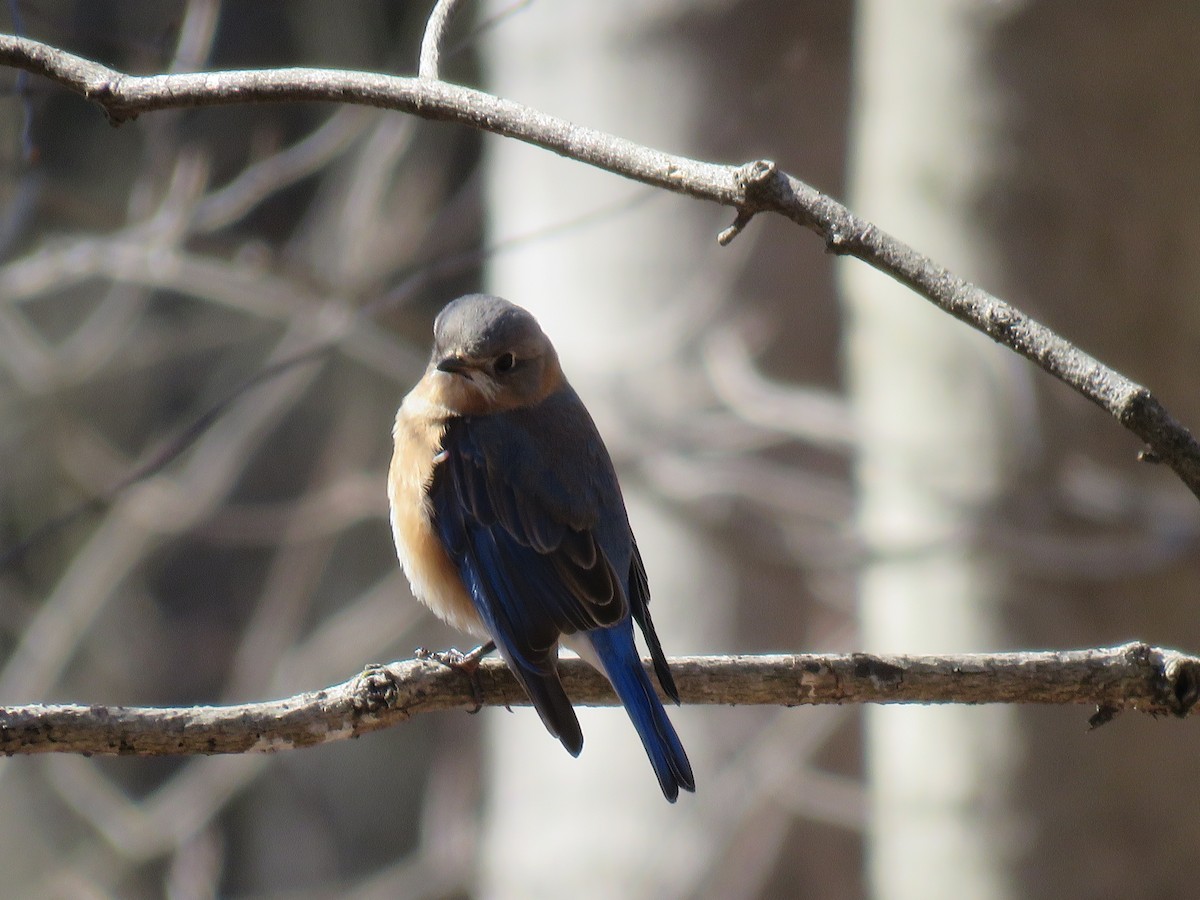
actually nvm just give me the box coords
[388,293,694,802]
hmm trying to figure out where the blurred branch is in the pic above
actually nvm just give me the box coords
[192,105,375,233]
[0,37,1198,500]
[0,321,325,704]
[167,0,220,74]
[702,323,855,450]
[2,643,1197,757]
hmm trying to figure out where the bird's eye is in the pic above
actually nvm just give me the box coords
[494,352,516,373]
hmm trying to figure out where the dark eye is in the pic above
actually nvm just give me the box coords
[494,352,516,374]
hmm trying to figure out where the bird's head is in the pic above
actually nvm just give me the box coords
[425,294,564,416]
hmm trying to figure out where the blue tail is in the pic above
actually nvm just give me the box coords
[587,623,695,802]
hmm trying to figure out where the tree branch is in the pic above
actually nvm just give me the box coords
[0,35,1197,763]
[2,35,1197,500]
[1,644,1196,757]
[418,0,464,80]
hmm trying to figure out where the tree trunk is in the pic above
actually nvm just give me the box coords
[842,3,1025,898]
[479,2,732,896]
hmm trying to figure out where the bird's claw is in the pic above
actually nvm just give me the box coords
[416,646,470,669]
[416,640,495,671]
[415,642,496,713]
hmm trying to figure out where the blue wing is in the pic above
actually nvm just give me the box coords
[431,388,692,798]
[430,389,629,755]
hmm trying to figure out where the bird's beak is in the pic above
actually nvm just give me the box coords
[436,355,471,374]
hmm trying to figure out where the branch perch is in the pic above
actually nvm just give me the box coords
[0,39,1198,762]
[2,35,1198,500]
[2,644,1196,757]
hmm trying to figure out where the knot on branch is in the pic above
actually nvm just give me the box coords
[736,158,779,196]
[850,653,905,689]
[823,221,875,256]
[83,76,139,126]
[717,159,780,246]
[1113,642,1200,719]
[350,663,400,714]
[1157,648,1200,717]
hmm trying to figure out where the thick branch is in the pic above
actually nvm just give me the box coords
[2,644,1197,757]
[1,35,1199,498]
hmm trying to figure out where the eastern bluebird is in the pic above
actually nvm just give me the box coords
[389,294,695,802]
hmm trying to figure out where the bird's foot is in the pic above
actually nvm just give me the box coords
[415,640,495,673]
[415,641,496,713]
[351,663,398,713]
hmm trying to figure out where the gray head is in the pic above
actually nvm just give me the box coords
[427,294,563,414]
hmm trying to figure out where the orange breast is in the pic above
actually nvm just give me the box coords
[388,388,487,638]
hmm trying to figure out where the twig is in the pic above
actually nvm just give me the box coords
[1,643,1196,757]
[418,0,464,80]
[0,35,1196,499]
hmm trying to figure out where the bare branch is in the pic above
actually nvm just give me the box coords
[702,324,855,450]
[0,35,1197,499]
[168,0,221,74]
[1,643,1196,758]
[0,36,738,199]
[419,0,464,80]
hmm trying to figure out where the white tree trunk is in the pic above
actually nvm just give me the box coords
[479,3,732,896]
[842,3,1026,898]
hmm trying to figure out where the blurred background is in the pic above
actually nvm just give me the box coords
[2,1,1199,898]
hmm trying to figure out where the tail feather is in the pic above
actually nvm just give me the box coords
[498,646,584,757]
[588,625,695,802]
[627,542,680,704]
